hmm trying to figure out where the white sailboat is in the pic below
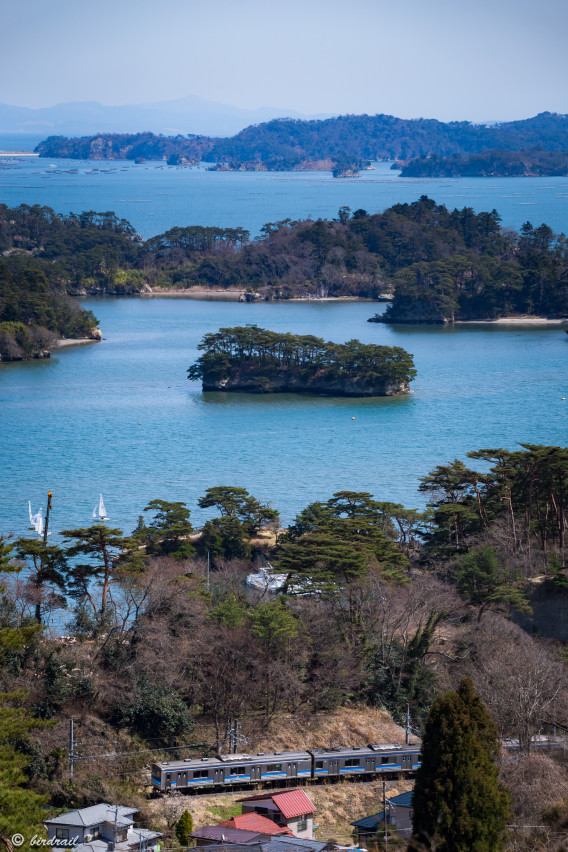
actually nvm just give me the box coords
[28,501,37,529]
[34,509,44,537]
[92,494,109,521]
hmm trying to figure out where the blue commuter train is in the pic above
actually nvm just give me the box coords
[151,742,421,792]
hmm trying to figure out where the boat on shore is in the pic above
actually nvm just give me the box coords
[246,563,287,592]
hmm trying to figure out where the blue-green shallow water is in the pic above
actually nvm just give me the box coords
[1,299,566,540]
[1,157,568,237]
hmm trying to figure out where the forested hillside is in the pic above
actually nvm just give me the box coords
[36,111,568,172]
[399,147,568,177]
[0,205,141,360]
[1,444,568,849]
[2,199,567,339]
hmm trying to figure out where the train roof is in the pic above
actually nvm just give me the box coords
[152,750,311,772]
[310,743,419,758]
[152,756,224,771]
[220,751,311,763]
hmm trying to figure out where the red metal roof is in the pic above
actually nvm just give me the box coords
[272,790,317,819]
[239,790,317,820]
[220,814,291,835]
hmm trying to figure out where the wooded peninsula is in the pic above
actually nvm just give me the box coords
[2,196,567,360]
[399,148,568,177]
[187,327,416,395]
[34,111,568,176]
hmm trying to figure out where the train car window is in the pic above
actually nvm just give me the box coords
[381,756,394,764]
[344,758,360,766]
[267,763,283,772]
[315,761,324,769]
[193,769,209,778]
[229,766,247,775]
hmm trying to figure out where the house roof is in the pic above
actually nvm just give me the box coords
[191,826,265,844]
[220,814,291,835]
[350,812,387,831]
[239,790,317,819]
[45,804,137,827]
[74,842,109,852]
[351,792,413,831]
[388,791,413,808]
[265,838,328,852]
[189,842,326,852]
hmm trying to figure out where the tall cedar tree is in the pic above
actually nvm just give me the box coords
[411,677,511,851]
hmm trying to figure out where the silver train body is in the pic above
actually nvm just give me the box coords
[151,742,421,792]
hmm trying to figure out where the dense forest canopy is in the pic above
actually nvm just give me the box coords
[399,148,568,177]
[35,112,568,172]
[0,204,142,359]
[187,326,417,394]
[2,197,567,358]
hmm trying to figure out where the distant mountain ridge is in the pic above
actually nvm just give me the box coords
[0,95,328,138]
[35,112,568,175]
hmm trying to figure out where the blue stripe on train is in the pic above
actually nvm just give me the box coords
[261,771,287,777]
[339,767,366,772]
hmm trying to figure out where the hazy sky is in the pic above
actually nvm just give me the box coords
[2,0,567,122]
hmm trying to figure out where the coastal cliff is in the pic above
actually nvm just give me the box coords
[188,327,416,397]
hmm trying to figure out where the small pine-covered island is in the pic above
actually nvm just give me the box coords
[187,326,416,396]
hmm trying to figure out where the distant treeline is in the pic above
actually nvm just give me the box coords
[399,147,568,177]
[2,198,567,350]
[35,111,568,173]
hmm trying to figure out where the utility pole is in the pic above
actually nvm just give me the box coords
[206,551,210,593]
[43,491,53,544]
[69,719,74,779]
[383,776,388,851]
[233,720,238,754]
[406,704,410,745]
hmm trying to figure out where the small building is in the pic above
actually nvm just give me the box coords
[44,803,162,851]
[220,814,292,836]
[238,790,317,839]
[351,791,414,842]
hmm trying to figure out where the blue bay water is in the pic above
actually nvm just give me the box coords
[0,153,567,542]
[1,298,566,540]
[0,154,568,237]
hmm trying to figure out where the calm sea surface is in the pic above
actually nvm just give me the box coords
[1,149,568,237]
[0,146,567,540]
[1,299,566,539]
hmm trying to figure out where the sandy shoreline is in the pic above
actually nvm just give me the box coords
[0,150,39,157]
[139,288,391,303]
[140,287,245,301]
[55,338,100,349]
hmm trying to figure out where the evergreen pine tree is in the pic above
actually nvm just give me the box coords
[175,809,194,846]
[410,677,511,851]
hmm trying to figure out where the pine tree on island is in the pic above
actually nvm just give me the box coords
[410,677,511,851]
